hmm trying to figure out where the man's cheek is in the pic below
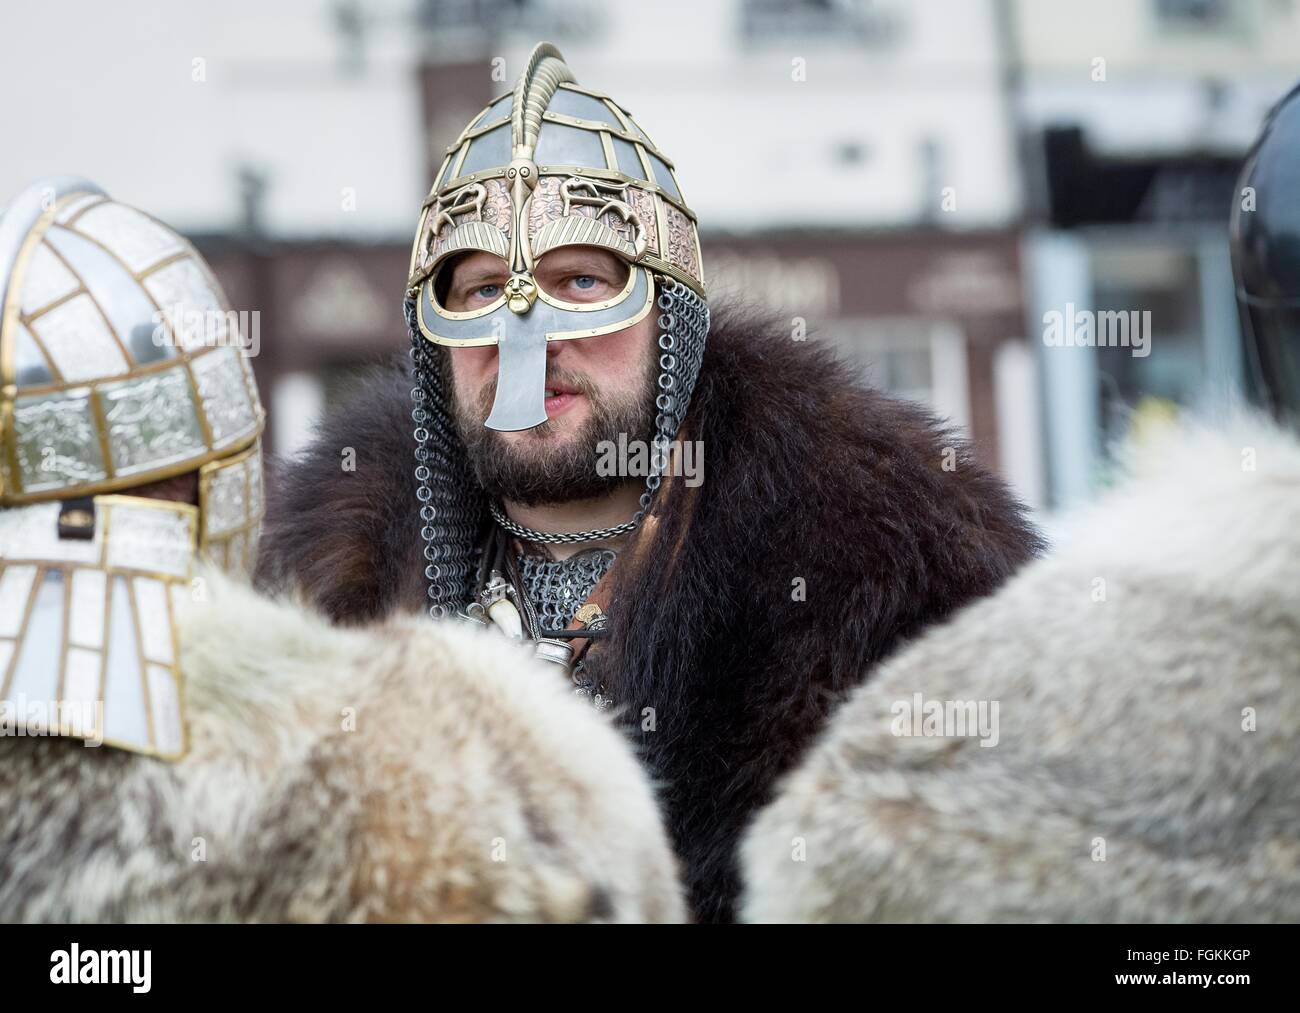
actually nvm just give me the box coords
[450,347,491,386]
[450,361,488,415]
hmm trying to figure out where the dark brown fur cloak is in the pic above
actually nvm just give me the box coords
[256,301,1043,922]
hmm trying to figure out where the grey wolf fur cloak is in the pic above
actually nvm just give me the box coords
[256,301,1043,921]
[741,417,1300,922]
[0,572,684,922]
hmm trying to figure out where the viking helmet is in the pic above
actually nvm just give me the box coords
[1231,81,1300,423]
[0,177,265,758]
[406,43,710,617]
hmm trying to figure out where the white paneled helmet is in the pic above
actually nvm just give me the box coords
[0,177,265,758]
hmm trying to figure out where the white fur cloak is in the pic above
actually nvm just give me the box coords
[741,417,1300,922]
[0,573,684,922]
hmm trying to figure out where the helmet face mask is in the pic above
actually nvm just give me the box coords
[419,258,656,432]
[429,246,644,317]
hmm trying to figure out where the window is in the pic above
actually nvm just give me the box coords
[1090,244,1204,446]
[740,0,901,45]
[1153,0,1232,30]
[823,317,971,431]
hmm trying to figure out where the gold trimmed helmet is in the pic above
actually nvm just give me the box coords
[0,177,265,759]
[408,42,705,432]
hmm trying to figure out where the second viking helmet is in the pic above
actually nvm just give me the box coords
[407,42,706,432]
[0,177,265,758]
[1232,81,1300,423]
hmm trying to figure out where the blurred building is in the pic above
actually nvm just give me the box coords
[194,0,1038,495]
[498,0,1037,498]
[1010,0,1300,506]
[5,0,1297,511]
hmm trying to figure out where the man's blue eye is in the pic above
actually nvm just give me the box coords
[573,275,596,290]
[478,284,500,298]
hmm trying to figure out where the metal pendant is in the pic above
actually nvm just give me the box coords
[480,569,524,639]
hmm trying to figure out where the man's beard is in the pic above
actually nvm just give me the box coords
[451,358,655,508]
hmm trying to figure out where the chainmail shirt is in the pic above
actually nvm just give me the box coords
[516,548,617,633]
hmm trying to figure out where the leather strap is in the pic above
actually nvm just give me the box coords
[562,565,617,664]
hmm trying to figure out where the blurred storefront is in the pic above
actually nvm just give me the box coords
[1008,0,1300,507]
[198,227,1042,509]
[195,236,410,459]
[707,230,1042,505]
[193,0,1041,499]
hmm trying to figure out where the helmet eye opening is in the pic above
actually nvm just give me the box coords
[435,252,510,313]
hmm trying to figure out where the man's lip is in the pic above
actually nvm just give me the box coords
[544,385,580,396]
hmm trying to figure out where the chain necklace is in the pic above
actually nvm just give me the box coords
[488,501,636,545]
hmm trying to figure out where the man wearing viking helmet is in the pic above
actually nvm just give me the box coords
[0,178,684,922]
[258,43,1042,922]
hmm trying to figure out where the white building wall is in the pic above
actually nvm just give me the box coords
[1011,0,1300,154]
[1,1,1024,236]
[0,0,424,238]
[502,0,1021,231]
